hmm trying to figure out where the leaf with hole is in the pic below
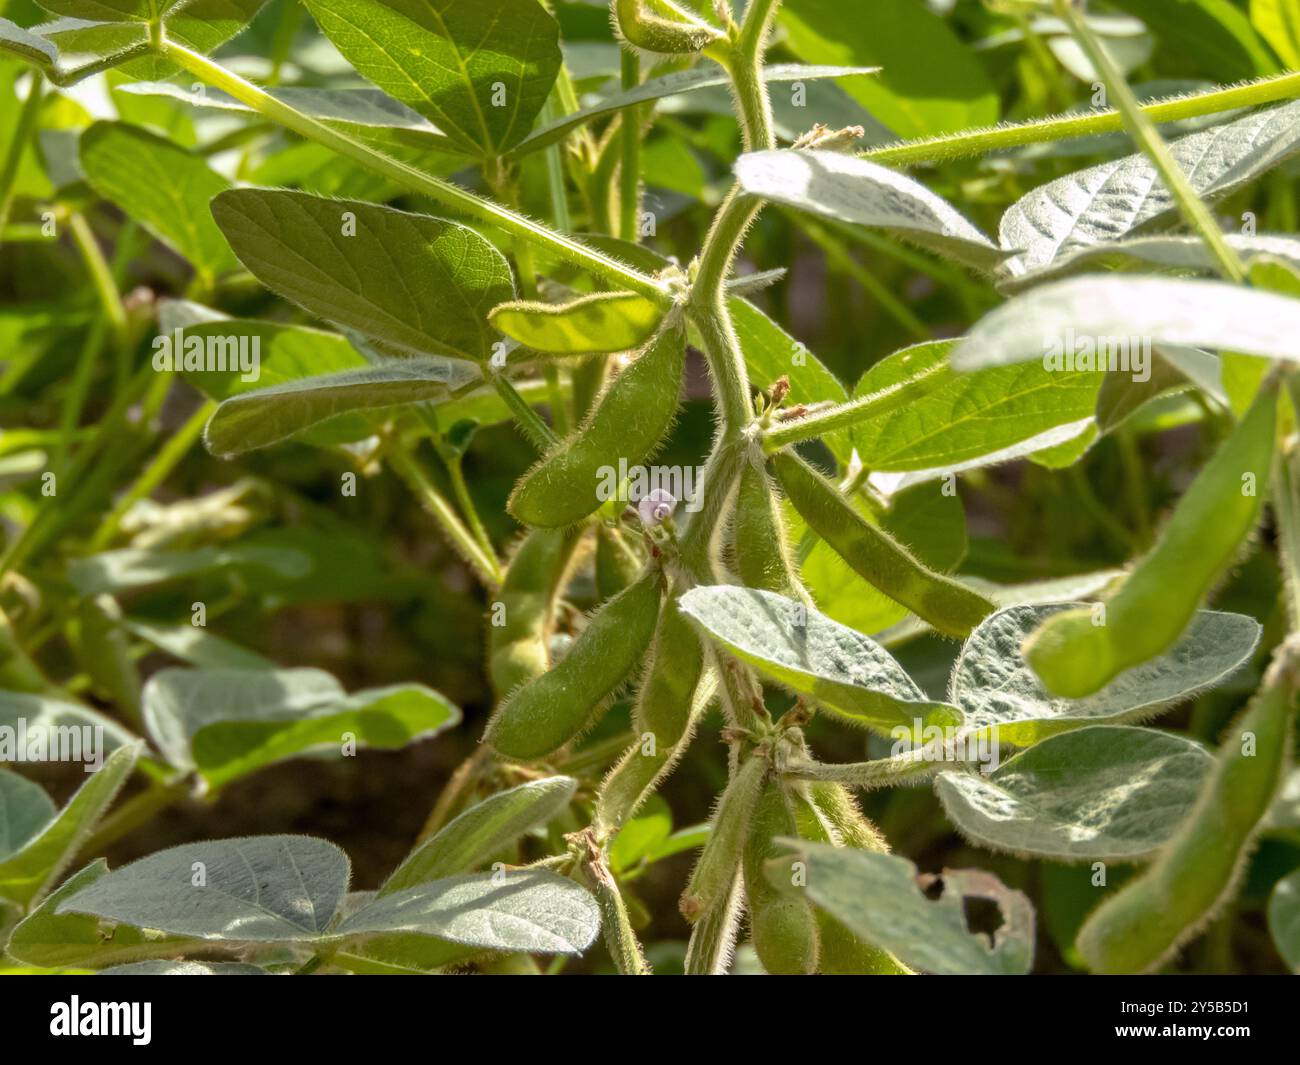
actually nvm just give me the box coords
[768,840,1034,974]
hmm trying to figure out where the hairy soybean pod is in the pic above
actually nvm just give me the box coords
[744,780,819,975]
[594,635,713,834]
[488,528,584,698]
[485,570,663,761]
[772,451,995,638]
[509,323,686,529]
[1026,377,1279,698]
[680,752,769,923]
[635,587,705,748]
[1077,650,1297,973]
[789,783,911,975]
[733,460,803,596]
[613,0,724,54]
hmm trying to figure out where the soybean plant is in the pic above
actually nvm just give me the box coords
[2,0,1300,978]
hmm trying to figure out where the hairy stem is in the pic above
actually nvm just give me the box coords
[0,73,43,244]
[861,70,1300,167]
[157,38,671,304]
[493,373,559,451]
[1054,0,1245,283]
[763,362,954,450]
[386,445,503,589]
[89,399,218,551]
[619,50,643,241]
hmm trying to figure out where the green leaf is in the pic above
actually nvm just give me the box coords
[608,794,673,875]
[935,726,1212,862]
[677,585,960,734]
[1095,351,1192,433]
[6,860,199,969]
[1110,0,1278,80]
[18,18,150,85]
[726,298,852,461]
[953,605,1260,745]
[512,63,878,155]
[121,619,275,671]
[0,771,57,860]
[0,691,138,759]
[5,3,263,84]
[1001,233,1300,293]
[143,666,343,770]
[120,79,435,133]
[36,0,180,22]
[79,121,236,278]
[736,149,1002,271]
[1000,101,1300,277]
[118,80,453,153]
[953,276,1300,371]
[0,18,60,71]
[489,291,665,356]
[780,0,998,138]
[850,339,1102,473]
[338,869,600,955]
[1253,0,1300,66]
[203,358,480,457]
[99,960,271,974]
[190,683,461,788]
[163,315,376,422]
[769,840,1034,974]
[210,188,515,361]
[382,776,577,894]
[0,742,140,906]
[57,835,351,941]
[139,0,270,78]
[1268,867,1300,971]
[303,0,562,157]
[68,544,312,596]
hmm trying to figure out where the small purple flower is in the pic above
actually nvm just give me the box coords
[638,488,677,526]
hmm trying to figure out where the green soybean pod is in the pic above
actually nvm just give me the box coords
[789,783,911,975]
[772,451,994,638]
[1025,376,1279,698]
[613,0,725,54]
[594,648,713,834]
[488,528,584,698]
[733,460,804,597]
[635,587,705,749]
[509,323,686,529]
[680,752,769,923]
[485,569,663,761]
[595,526,644,600]
[1077,650,1297,973]
[744,779,819,975]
